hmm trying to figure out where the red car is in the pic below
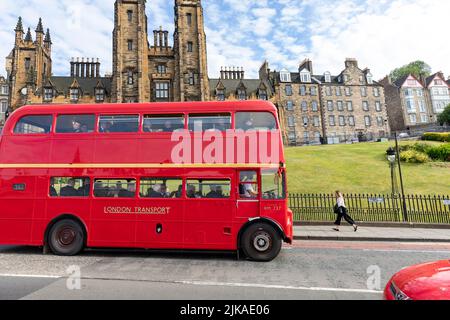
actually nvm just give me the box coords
[385,260,450,300]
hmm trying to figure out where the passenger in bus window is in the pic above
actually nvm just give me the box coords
[99,121,112,133]
[80,124,89,133]
[170,185,183,198]
[160,184,170,198]
[49,178,58,197]
[187,185,201,199]
[240,172,258,198]
[94,182,108,197]
[143,122,153,133]
[119,182,136,198]
[148,184,162,198]
[72,120,82,133]
[60,179,78,197]
[241,117,254,131]
[162,120,173,132]
[77,179,90,197]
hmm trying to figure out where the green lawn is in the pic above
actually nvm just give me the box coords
[285,141,450,195]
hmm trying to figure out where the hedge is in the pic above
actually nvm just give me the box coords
[423,132,450,142]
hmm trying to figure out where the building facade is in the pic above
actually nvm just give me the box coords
[0,76,9,126]
[380,73,449,132]
[6,0,210,111]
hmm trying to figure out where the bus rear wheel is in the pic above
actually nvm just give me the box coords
[48,219,85,256]
[241,223,282,262]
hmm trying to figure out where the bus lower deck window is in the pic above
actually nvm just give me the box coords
[239,171,259,199]
[140,178,183,198]
[94,179,136,198]
[186,180,231,199]
[50,177,91,197]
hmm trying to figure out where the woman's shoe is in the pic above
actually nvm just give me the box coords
[354,225,358,232]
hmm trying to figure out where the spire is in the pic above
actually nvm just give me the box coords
[25,27,33,42]
[35,18,44,33]
[44,28,52,44]
[15,16,23,32]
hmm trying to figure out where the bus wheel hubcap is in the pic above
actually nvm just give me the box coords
[57,227,76,246]
[253,232,271,252]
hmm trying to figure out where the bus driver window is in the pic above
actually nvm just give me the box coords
[239,171,259,199]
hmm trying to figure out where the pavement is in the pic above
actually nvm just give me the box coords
[294,225,450,242]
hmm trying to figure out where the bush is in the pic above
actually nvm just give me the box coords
[423,132,450,143]
[400,150,430,163]
[425,144,450,162]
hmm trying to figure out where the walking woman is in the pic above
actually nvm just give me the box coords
[333,191,358,232]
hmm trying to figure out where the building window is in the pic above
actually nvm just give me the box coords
[237,89,247,100]
[44,88,53,102]
[361,87,367,97]
[409,114,417,124]
[367,73,373,84]
[335,87,342,96]
[421,114,428,123]
[416,89,423,97]
[418,100,426,113]
[327,101,334,111]
[339,116,346,126]
[406,99,415,113]
[187,13,192,26]
[285,85,293,96]
[70,88,79,102]
[303,116,309,127]
[157,65,167,74]
[280,70,291,83]
[95,88,105,102]
[310,86,317,96]
[286,100,294,111]
[288,132,296,143]
[216,89,225,101]
[337,101,344,111]
[363,101,370,111]
[1,101,8,114]
[329,116,336,126]
[313,116,320,127]
[364,116,372,127]
[25,58,31,70]
[258,89,267,100]
[377,116,384,127]
[300,85,307,96]
[347,101,353,111]
[288,116,295,127]
[188,72,195,85]
[324,72,331,83]
[127,71,134,85]
[127,40,133,51]
[155,82,170,100]
[1,86,8,95]
[301,101,308,112]
[348,116,355,126]
[345,87,352,96]
[301,72,311,83]
[375,101,382,112]
[325,87,332,96]
[187,41,193,52]
[373,87,380,97]
[127,10,133,22]
[312,101,318,112]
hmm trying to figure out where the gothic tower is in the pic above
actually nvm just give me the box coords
[112,0,150,103]
[174,0,210,101]
[6,17,52,110]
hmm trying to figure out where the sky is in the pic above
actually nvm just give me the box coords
[0,0,449,80]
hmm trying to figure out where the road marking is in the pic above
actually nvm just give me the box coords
[362,249,450,254]
[175,280,383,294]
[0,274,61,279]
[0,274,382,294]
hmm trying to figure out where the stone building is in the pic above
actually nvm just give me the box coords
[271,59,323,145]
[425,72,450,121]
[6,0,210,111]
[0,76,9,126]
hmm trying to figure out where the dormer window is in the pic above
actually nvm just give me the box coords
[324,72,331,83]
[300,71,311,83]
[280,69,291,83]
[367,73,373,84]
[95,88,105,102]
[258,89,267,100]
[127,10,133,22]
[70,88,79,102]
[127,71,134,85]
[43,88,53,102]
[216,89,225,101]
[237,88,247,100]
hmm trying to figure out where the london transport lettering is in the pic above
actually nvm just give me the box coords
[104,207,171,215]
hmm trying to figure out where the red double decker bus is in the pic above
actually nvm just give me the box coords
[0,101,292,261]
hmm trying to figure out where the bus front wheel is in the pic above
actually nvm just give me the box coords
[48,219,85,256]
[241,223,282,262]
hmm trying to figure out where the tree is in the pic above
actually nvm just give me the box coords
[438,104,450,126]
[389,60,432,83]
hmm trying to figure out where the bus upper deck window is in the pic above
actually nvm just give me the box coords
[188,114,231,132]
[236,112,277,131]
[99,115,139,133]
[14,115,53,134]
[56,115,95,134]
[143,115,185,133]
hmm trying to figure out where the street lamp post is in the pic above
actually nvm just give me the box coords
[394,132,408,222]
[386,147,398,195]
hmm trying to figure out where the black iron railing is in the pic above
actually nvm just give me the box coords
[289,193,450,223]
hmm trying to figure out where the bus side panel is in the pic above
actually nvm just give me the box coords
[94,135,139,164]
[51,136,94,164]
[139,135,179,164]
[0,174,35,245]
[0,136,51,164]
